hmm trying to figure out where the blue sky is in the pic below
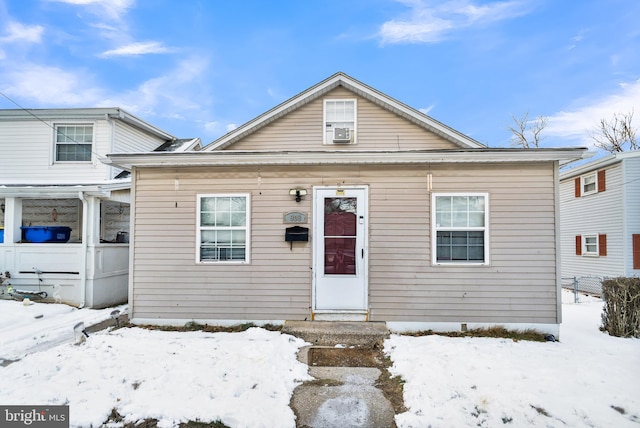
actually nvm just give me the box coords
[1,0,638,150]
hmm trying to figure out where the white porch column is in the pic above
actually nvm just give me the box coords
[3,198,23,244]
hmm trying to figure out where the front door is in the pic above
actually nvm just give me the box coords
[313,186,368,312]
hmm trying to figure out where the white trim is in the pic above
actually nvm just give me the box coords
[580,172,598,196]
[51,122,95,165]
[312,311,368,321]
[431,192,490,266]
[203,72,486,151]
[196,193,251,264]
[386,322,560,338]
[312,185,369,312]
[323,98,357,145]
[581,234,600,257]
[560,150,639,180]
[107,148,590,171]
[554,162,562,324]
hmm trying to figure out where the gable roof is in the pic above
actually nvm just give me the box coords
[204,72,486,151]
[0,107,176,141]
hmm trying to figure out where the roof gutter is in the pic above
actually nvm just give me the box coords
[559,150,639,180]
[107,148,592,171]
[108,109,175,141]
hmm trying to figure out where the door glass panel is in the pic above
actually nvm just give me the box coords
[324,197,357,275]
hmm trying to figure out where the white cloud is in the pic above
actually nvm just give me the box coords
[100,41,173,57]
[47,0,133,21]
[0,21,44,44]
[379,0,532,44]
[226,123,237,132]
[2,63,103,105]
[419,104,435,115]
[97,56,211,117]
[545,79,640,147]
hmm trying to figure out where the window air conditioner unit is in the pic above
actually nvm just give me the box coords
[333,127,352,143]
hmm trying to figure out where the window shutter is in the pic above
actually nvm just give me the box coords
[633,234,640,270]
[575,235,582,255]
[574,177,581,197]
[597,170,606,192]
[598,234,607,256]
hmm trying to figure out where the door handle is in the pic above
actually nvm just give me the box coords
[362,248,364,259]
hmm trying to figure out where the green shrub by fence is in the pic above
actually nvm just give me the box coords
[601,277,640,338]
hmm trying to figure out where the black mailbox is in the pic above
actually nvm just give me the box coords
[285,226,309,242]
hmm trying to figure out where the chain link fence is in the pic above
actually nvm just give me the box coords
[562,276,608,302]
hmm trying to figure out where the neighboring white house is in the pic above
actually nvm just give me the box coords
[0,108,199,308]
[559,150,640,280]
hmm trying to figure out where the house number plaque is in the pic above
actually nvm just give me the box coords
[283,211,307,224]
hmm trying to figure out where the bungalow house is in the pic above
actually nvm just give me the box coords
[0,108,199,308]
[108,72,588,335]
[559,150,640,281]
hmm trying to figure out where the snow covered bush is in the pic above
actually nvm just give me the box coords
[601,277,640,338]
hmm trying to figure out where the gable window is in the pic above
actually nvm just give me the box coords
[576,234,607,257]
[324,99,356,144]
[433,193,489,265]
[197,194,250,263]
[55,125,93,162]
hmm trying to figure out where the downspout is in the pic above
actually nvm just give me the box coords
[553,162,562,330]
[78,191,88,308]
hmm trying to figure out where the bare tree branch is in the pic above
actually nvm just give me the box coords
[508,111,546,148]
[589,110,638,152]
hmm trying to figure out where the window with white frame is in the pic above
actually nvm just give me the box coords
[197,194,250,262]
[55,125,93,162]
[433,193,489,264]
[583,234,598,255]
[582,172,597,195]
[324,99,356,144]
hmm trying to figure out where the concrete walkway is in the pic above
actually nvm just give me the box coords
[284,321,397,428]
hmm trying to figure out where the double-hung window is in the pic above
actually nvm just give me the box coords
[583,235,598,255]
[433,193,489,265]
[197,194,250,263]
[324,99,356,144]
[55,125,93,162]
[582,173,597,195]
[576,234,606,257]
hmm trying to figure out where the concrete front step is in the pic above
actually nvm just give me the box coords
[282,320,390,348]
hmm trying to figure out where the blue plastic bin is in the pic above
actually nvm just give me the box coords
[0,227,3,243]
[21,226,72,243]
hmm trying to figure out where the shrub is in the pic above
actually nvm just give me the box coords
[601,277,640,338]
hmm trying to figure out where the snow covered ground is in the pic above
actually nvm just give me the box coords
[0,290,638,428]
[386,292,640,428]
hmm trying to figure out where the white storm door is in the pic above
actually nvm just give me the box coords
[313,187,368,311]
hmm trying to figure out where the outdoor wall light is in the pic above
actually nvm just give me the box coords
[0,203,4,213]
[289,188,307,203]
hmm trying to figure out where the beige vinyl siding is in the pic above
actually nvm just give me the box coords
[131,162,559,324]
[227,87,458,151]
[560,164,625,278]
[368,163,557,323]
